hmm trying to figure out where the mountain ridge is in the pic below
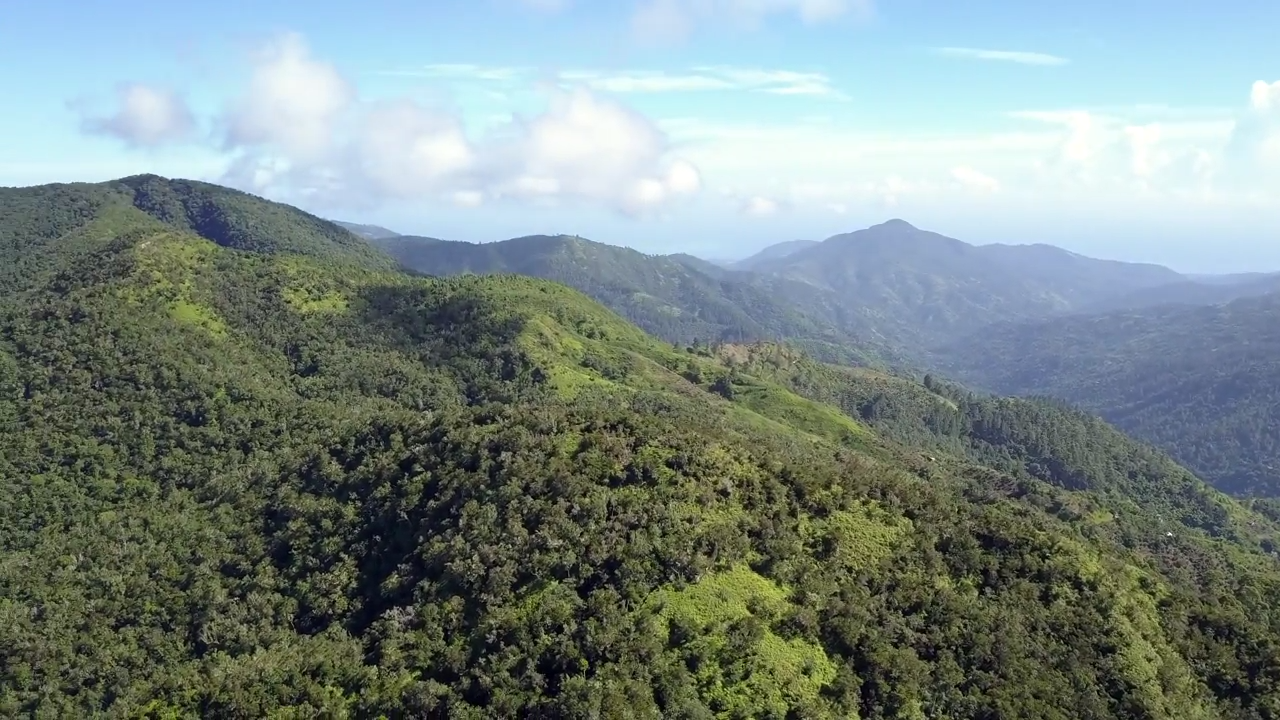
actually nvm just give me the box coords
[6,175,1280,716]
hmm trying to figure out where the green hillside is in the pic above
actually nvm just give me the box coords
[0,173,395,294]
[378,233,909,369]
[4,179,1280,718]
[935,294,1280,497]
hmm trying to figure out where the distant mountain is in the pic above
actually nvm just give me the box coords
[376,233,909,368]
[333,220,401,240]
[379,221,1204,365]
[1186,271,1280,286]
[936,293,1280,497]
[742,219,1184,350]
[731,239,820,271]
[1078,273,1280,314]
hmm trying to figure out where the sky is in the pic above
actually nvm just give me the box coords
[2,0,1279,272]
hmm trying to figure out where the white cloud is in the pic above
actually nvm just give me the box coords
[378,63,847,99]
[934,47,1069,66]
[222,32,354,161]
[380,63,529,82]
[560,66,844,98]
[1221,79,1280,192]
[80,84,196,147]
[206,34,702,216]
[950,166,1000,193]
[631,0,871,44]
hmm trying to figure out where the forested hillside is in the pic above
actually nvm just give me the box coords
[377,233,908,368]
[936,294,1280,497]
[5,176,1280,718]
[0,174,393,295]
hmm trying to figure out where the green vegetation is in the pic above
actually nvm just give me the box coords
[378,233,910,369]
[4,177,1280,718]
[936,294,1280,497]
[0,173,394,295]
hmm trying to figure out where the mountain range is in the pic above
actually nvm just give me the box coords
[371,218,1252,359]
[6,174,1280,717]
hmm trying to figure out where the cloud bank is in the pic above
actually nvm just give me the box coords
[190,33,701,215]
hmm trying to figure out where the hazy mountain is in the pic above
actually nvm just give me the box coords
[731,239,820,271]
[741,219,1185,349]
[333,220,401,240]
[1078,273,1280,314]
[662,251,732,279]
[936,292,1280,497]
[1186,271,1280,286]
[7,174,1280,717]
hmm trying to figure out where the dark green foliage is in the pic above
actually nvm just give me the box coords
[5,180,1280,718]
[0,174,395,295]
[937,294,1280,497]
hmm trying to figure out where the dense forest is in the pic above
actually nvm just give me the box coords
[5,175,1280,718]
[937,295,1280,497]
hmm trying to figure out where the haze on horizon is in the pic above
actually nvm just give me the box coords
[3,0,1279,273]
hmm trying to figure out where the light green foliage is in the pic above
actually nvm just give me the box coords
[651,566,840,718]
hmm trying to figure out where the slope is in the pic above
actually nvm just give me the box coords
[376,233,908,368]
[744,219,1184,350]
[935,293,1280,497]
[730,239,820,271]
[333,220,402,240]
[5,188,1280,718]
[0,174,395,294]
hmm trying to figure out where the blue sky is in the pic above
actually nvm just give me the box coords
[3,0,1279,271]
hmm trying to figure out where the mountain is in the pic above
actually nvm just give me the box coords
[7,176,1280,717]
[376,233,909,368]
[731,239,820,271]
[334,220,401,240]
[1186,271,1280,286]
[743,219,1185,350]
[665,251,733,278]
[0,174,395,295]
[936,293,1280,497]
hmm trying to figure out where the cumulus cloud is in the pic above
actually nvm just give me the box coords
[208,33,700,216]
[631,0,870,44]
[1221,80,1280,191]
[79,84,196,147]
[222,32,355,161]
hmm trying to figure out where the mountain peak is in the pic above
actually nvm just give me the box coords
[876,218,917,230]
